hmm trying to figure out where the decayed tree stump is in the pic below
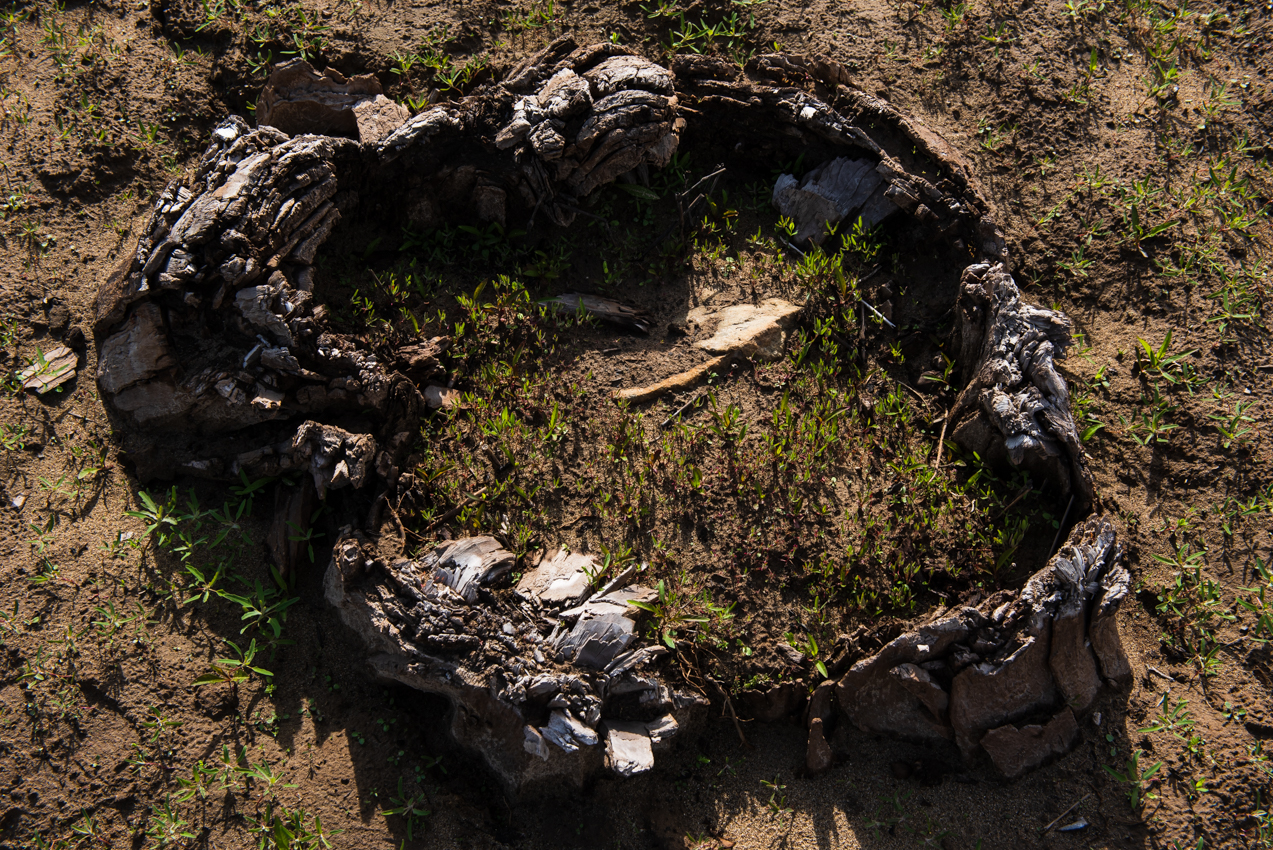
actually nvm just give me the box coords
[94,39,1106,792]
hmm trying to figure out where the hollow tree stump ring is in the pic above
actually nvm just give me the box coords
[94,39,1115,794]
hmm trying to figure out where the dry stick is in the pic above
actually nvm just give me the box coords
[527,193,545,230]
[405,487,490,540]
[723,694,750,749]
[1041,794,1091,834]
[1049,494,1076,556]
[679,165,727,201]
[899,382,927,404]
[675,167,728,234]
[860,297,896,329]
[932,412,950,469]
[661,392,705,429]
[992,485,1034,520]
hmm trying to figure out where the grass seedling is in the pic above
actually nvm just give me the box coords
[383,777,431,840]
[1135,330,1196,382]
[1209,399,1256,449]
[192,638,274,691]
[1104,749,1162,808]
[1239,558,1273,644]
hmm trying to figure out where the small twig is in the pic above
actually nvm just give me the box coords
[933,411,950,469]
[779,237,806,258]
[1049,494,1076,556]
[406,487,489,540]
[723,694,750,749]
[556,203,615,239]
[1147,666,1176,682]
[661,392,706,428]
[899,382,928,405]
[1041,794,1091,834]
[859,297,896,329]
[527,193,545,230]
[678,166,727,200]
[992,485,1034,520]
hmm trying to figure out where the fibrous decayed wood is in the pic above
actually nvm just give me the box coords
[949,262,1095,508]
[772,156,895,244]
[94,40,1108,789]
[834,517,1130,779]
[325,531,705,793]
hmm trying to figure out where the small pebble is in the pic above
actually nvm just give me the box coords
[10,494,26,510]
[502,622,516,635]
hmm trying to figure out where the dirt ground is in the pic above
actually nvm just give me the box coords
[1,0,1271,848]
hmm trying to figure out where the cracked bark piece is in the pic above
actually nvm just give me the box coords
[18,346,78,394]
[950,616,1058,759]
[352,95,410,145]
[97,303,175,395]
[289,422,376,499]
[559,612,636,670]
[423,385,461,409]
[949,262,1094,508]
[267,477,317,580]
[424,536,516,603]
[1049,601,1102,714]
[772,157,889,244]
[604,721,655,776]
[542,710,599,753]
[524,725,550,761]
[890,663,949,722]
[836,610,979,743]
[257,59,387,139]
[645,714,679,747]
[541,293,652,333]
[516,549,595,605]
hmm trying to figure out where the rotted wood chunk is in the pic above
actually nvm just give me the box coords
[325,532,699,796]
[836,517,1130,777]
[949,262,1095,509]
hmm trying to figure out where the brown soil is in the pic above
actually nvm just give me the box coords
[1,0,1271,849]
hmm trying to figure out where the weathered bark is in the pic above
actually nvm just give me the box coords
[949,262,1095,508]
[836,516,1130,777]
[257,59,409,144]
[324,531,704,795]
[93,44,685,492]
